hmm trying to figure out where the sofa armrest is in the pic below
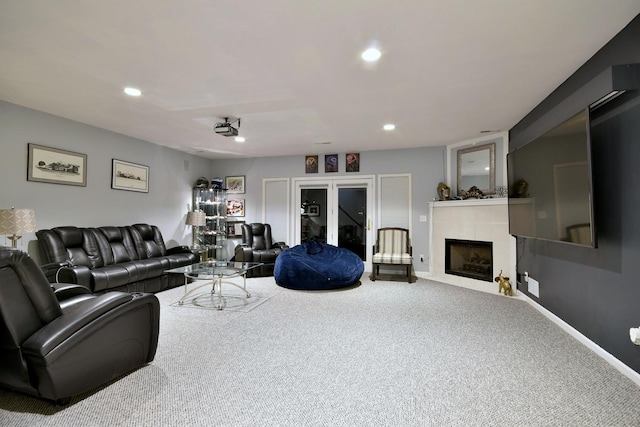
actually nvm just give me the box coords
[234,244,254,262]
[22,292,136,359]
[274,242,289,250]
[51,282,92,299]
[56,265,92,288]
[166,245,191,255]
[40,261,72,282]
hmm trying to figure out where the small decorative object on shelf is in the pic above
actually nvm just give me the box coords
[511,179,528,198]
[195,177,210,188]
[495,270,513,296]
[437,182,451,201]
[463,186,484,199]
[496,186,509,198]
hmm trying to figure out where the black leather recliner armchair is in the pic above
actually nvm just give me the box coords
[234,223,288,277]
[0,247,160,404]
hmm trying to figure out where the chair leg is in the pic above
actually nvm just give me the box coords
[372,264,377,281]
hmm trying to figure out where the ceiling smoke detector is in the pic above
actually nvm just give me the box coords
[214,117,240,137]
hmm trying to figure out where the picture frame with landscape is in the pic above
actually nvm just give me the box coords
[27,143,87,187]
[111,159,149,193]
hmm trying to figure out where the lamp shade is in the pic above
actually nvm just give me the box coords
[0,208,36,235]
[185,211,206,227]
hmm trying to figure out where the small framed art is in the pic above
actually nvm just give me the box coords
[111,159,149,193]
[306,204,320,217]
[227,221,245,237]
[227,199,245,217]
[346,153,360,172]
[305,155,318,173]
[325,154,338,173]
[225,175,245,194]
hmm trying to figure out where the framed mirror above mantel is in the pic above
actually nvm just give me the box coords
[445,132,508,197]
[457,142,495,196]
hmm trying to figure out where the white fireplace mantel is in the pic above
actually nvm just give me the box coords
[427,198,517,295]
[431,198,508,208]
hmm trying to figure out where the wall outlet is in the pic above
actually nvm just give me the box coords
[528,277,540,298]
[419,215,427,222]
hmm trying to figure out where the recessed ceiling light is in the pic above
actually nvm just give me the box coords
[124,87,142,97]
[383,124,396,131]
[235,136,245,143]
[361,47,381,62]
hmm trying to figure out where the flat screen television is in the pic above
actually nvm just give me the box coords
[507,108,596,247]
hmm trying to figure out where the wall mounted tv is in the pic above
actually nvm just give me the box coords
[507,108,595,247]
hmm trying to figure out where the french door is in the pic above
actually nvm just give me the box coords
[293,177,374,270]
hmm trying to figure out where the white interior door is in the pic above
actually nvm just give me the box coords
[263,178,290,244]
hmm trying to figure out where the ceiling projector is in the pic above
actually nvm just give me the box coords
[214,118,239,137]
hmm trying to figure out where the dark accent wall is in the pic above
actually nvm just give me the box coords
[509,15,640,373]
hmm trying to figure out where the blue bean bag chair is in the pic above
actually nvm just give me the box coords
[274,240,364,290]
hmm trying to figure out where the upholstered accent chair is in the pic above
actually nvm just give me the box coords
[234,223,288,277]
[371,227,413,282]
[0,247,160,404]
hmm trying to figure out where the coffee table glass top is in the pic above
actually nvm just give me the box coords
[167,261,263,278]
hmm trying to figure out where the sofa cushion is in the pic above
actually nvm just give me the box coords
[90,264,138,292]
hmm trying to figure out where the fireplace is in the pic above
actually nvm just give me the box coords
[445,239,493,282]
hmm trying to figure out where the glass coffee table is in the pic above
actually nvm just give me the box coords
[167,261,263,310]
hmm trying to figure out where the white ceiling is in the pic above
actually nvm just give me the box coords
[1,1,639,159]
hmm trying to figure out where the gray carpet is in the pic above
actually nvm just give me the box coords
[2,276,640,426]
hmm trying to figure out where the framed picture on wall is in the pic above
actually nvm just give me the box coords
[325,154,338,172]
[305,155,318,173]
[227,199,245,217]
[346,152,360,172]
[225,175,245,194]
[27,143,88,187]
[111,159,149,193]
[227,221,245,237]
[306,204,320,217]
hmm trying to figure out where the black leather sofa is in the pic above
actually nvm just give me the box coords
[0,247,160,403]
[36,223,197,294]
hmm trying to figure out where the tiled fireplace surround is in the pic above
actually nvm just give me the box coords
[428,198,516,295]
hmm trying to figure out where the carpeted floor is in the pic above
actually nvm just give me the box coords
[2,276,640,426]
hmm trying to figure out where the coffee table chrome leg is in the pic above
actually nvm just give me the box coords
[243,273,251,298]
[215,277,224,310]
[179,275,189,305]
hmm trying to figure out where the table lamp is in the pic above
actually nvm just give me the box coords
[186,210,206,247]
[0,207,37,248]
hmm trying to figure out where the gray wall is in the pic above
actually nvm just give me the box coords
[210,146,446,271]
[0,100,211,262]
[509,15,640,373]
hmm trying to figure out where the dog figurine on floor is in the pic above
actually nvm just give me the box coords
[495,270,513,296]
